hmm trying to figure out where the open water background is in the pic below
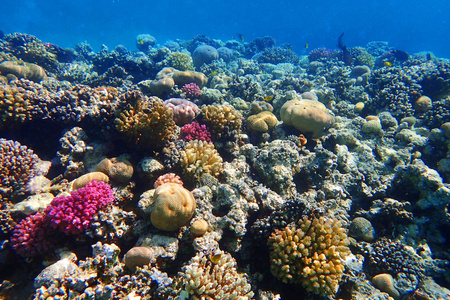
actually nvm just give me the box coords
[1,0,449,57]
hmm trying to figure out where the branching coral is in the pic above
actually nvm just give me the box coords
[115,91,176,150]
[180,140,223,179]
[0,138,39,202]
[173,250,254,299]
[201,104,242,140]
[268,216,350,297]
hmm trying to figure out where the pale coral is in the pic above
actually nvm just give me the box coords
[280,99,335,138]
[246,111,278,132]
[180,140,223,179]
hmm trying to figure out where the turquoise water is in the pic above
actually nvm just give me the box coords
[1,0,449,56]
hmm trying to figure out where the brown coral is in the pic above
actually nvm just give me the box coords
[201,104,242,139]
[114,91,176,150]
[150,183,196,231]
[180,140,223,179]
[96,157,134,184]
[0,60,47,82]
[268,216,350,297]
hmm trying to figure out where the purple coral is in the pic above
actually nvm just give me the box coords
[164,98,200,125]
[179,122,212,143]
[9,213,56,257]
[308,48,338,62]
[44,180,114,235]
[181,83,202,98]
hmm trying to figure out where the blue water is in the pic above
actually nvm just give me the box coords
[1,0,449,57]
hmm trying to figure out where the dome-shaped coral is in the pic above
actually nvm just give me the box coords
[268,216,350,297]
[95,157,134,184]
[150,182,196,231]
[280,99,335,138]
[246,111,278,132]
[180,140,223,179]
[115,91,176,150]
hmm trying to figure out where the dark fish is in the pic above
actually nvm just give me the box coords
[237,33,244,43]
[338,32,352,65]
[0,30,4,40]
[426,52,432,61]
[391,49,409,61]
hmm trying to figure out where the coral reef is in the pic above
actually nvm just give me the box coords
[0,138,39,203]
[201,104,243,140]
[115,91,176,150]
[268,216,350,297]
[173,250,254,299]
[150,183,196,231]
[45,180,115,235]
[180,140,223,179]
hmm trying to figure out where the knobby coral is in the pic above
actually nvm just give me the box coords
[179,121,212,143]
[201,104,242,140]
[180,140,223,179]
[45,180,115,235]
[173,250,254,299]
[115,91,176,150]
[268,216,351,297]
[0,138,39,202]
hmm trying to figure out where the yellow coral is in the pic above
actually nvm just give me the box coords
[201,104,242,139]
[180,140,223,179]
[268,216,350,297]
[114,91,176,150]
[175,250,254,299]
[246,111,278,132]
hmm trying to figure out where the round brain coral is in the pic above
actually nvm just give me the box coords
[268,216,350,297]
[280,99,335,138]
[246,111,278,132]
[150,183,196,231]
[44,180,115,235]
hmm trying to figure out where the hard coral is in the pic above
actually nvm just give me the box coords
[181,82,202,98]
[154,173,183,188]
[268,216,350,297]
[201,104,242,140]
[0,60,47,82]
[179,121,212,143]
[163,98,200,125]
[174,250,254,299]
[9,213,56,257]
[280,99,335,138]
[115,91,176,150]
[150,182,196,231]
[164,52,194,71]
[0,138,39,202]
[45,180,114,235]
[180,140,223,179]
[246,111,278,132]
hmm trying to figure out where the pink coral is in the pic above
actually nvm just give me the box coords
[181,82,201,98]
[179,122,212,143]
[164,98,200,125]
[9,213,57,257]
[44,180,114,235]
[154,173,183,188]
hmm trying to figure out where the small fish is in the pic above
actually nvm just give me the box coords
[305,42,309,49]
[263,95,274,102]
[237,33,244,43]
[138,39,144,45]
[210,250,223,263]
[384,61,392,67]
[210,70,218,76]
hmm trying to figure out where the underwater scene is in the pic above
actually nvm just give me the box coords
[1,0,450,299]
